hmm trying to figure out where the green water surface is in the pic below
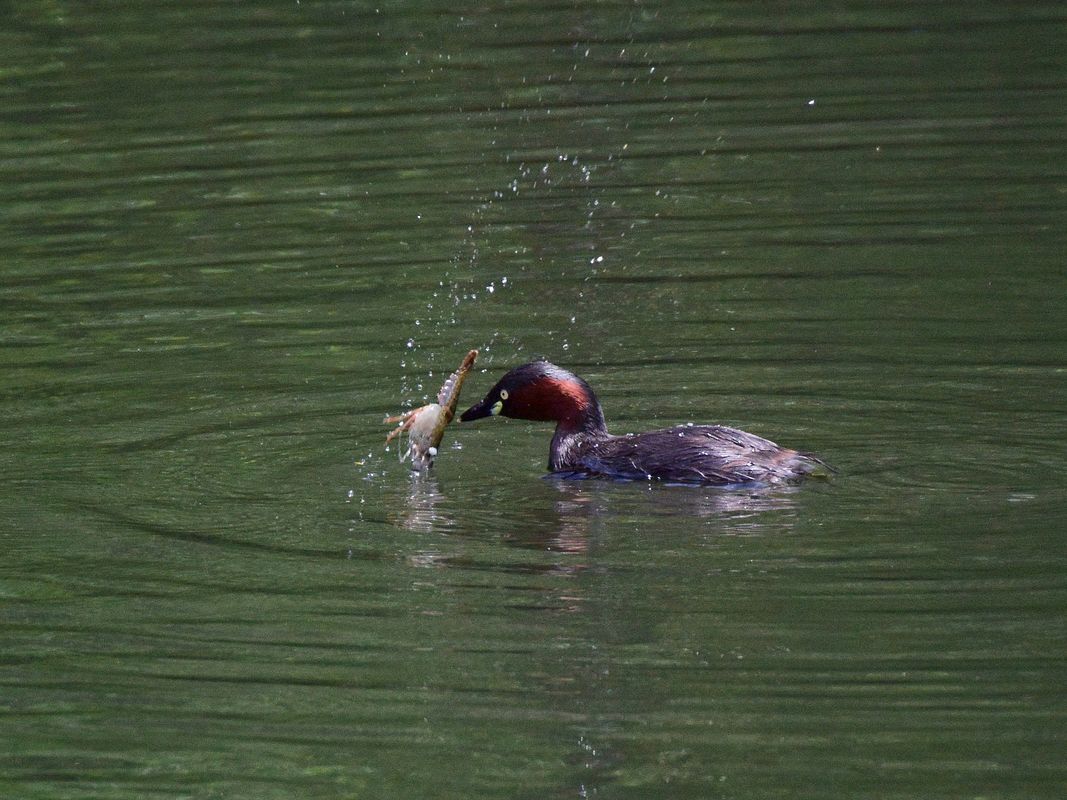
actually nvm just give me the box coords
[2,2,1066,799]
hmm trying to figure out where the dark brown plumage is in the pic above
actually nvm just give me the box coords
[461,360,828,486]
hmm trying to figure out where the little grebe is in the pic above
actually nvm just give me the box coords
[460,360,827,485]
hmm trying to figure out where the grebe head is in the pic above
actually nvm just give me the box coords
[460,360,606,431]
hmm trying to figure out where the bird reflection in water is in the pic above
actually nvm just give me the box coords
[543,476,804,528]
[397,474,804,551]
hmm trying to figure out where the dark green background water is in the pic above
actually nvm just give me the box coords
[3,2,1066,798]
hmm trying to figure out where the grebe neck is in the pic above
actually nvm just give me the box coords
[546,381,608,472]
[512,367,608,435]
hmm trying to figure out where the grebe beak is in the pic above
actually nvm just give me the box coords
[460,396,502,422]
